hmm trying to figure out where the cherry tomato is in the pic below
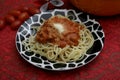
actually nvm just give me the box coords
[11,20,22,30]
[9,10,21,17]
[0,19,5,30]
[18,12,29,22]
[5,15,15,24]
[28,7,40,15]
[19,6,29,12]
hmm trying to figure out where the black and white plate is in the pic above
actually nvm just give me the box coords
[16,9,105,71]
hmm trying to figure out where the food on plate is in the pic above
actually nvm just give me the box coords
[22,15,94,63]
[70,0,120,16]
[36,16,80,48]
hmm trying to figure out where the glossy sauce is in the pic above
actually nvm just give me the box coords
[36,16,82,48]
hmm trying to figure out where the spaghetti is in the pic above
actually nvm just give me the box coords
[22,16,94,63]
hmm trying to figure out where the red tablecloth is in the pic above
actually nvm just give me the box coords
[0,0,120,80]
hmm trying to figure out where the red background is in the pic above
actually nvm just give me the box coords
[0,0,120,80]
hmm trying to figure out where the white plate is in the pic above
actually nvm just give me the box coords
[16,9,105,71]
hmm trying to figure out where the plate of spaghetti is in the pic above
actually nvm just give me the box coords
[16,9,105,71]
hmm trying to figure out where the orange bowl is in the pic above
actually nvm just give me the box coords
[70,0,120,16]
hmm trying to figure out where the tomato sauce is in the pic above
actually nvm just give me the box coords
[36,16,82,48]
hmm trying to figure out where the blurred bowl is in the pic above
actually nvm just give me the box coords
[70,0,120,16]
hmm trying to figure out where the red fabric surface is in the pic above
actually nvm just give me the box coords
[0,0,120,80]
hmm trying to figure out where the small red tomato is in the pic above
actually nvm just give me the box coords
[5,15,15,24]
[11,20,22,30]
[0,19,5,30]
[9,10,21,17]
[28,7,40,15]
[19,6,29,12]
[18,12,29,22]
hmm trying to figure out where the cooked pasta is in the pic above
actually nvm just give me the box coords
[22,24,94,63]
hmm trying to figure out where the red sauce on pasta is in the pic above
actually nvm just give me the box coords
[36,16,82,48]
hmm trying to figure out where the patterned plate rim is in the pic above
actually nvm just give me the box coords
[15,9,105,71]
